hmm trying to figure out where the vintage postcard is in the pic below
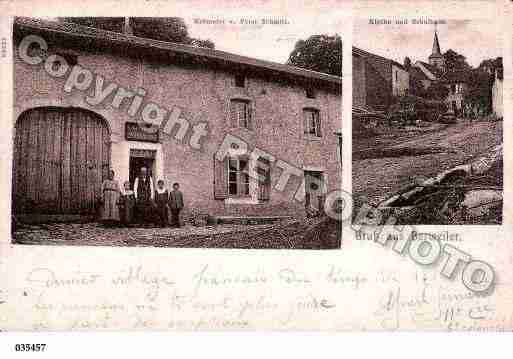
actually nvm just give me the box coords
[0,0,512,335]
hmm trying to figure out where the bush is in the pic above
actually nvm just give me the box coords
[388,95,447,124]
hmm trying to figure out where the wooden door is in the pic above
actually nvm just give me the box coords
[13,107,110,215]
[304,171,324,211]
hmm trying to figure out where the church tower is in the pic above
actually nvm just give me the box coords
[428,27,445,71]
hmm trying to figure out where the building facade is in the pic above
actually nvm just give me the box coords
[12,18,342,220]
[441,71,469,114]
[352,47,409,112]
[392,62,409,97]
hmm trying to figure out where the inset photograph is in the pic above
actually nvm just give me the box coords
[352,18,502,225]
[11,17,342,249]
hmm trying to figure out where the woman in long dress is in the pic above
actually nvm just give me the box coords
[100,170,120,226]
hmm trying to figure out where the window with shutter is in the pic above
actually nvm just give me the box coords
[229,99,252,130]
[303,108,321,137]
[246,102,253,130]
[306,86,316,99]
[316,112,322,137]
[225,157,251,197]
[235,74,245,88]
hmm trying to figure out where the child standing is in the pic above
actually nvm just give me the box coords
[154,179,169,227]
[118,181,136,227]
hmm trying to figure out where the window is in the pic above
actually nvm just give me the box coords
[230,99,252,129]
[306,86,316,99]
[27,43,48,59]
[395,70,398,82]
[228,157,250,197]
[57,52,78,66]
[303,108,321,137]
[235,74,246,88]
[47,52,78,73]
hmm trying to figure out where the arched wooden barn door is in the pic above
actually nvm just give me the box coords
[13,107,110,215]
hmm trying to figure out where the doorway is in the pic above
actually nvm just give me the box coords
[304,170,325,211]
[13,107,110,214]
[129,149,156,190]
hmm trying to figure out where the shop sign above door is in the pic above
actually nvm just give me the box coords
[125,122,159,143]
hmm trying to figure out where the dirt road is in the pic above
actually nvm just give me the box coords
[352,120,503,208]
[13,216,341,249]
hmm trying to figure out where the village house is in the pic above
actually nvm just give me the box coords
[352,46,409,113]
[12,17,342,222]
[440,70,469,115]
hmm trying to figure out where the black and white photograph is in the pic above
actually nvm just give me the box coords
[352,18,503,225]
[10,16,342,249]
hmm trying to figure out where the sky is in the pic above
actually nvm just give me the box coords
[43,13,346,65]
[186,13,345,64]
[353,18,502,68]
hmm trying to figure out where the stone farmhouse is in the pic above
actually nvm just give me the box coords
[12,17,342,221]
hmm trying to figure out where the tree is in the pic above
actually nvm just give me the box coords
[463,69,493,113]
[404,57,412,71]
[443,49,470,72]
[60,17,215,49]
[423,81,449,101]
[60,17,125,33]
[287,34,342,76]
[478,57,502,75]
[130,17,190,44]
[409,71,427,98]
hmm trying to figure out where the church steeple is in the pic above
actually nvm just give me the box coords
[428,25,445,71]
[431,31,441,57]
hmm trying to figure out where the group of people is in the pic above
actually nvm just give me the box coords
[100,167,184,228]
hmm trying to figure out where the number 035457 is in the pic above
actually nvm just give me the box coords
[14,344,47,352]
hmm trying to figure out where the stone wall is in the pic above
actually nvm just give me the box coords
[13,36,342,219]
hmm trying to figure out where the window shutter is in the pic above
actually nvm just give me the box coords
[229,101,238,128]
[257,157,271,202]
[316,112,322,137]
[246,102,253,130]
[213,154,228,199]
[303,110,309,135]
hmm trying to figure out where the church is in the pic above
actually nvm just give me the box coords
[410,29,470,115]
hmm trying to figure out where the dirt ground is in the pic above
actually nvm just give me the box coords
[352,119,503,209]
[12,216,342,249]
